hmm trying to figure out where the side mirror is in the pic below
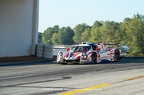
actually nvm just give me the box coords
[96,48,100,51]
[66,48,70,51]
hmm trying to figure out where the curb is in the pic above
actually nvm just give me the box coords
[0,59,56,67]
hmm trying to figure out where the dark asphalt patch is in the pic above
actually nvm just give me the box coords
[0,60,55,67]
[0,76,72,88]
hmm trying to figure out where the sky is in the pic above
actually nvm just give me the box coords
[38,0,144,32]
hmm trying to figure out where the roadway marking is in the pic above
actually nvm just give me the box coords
[60,84,111,95]
[124,76,144,81]
[60,76,144,95]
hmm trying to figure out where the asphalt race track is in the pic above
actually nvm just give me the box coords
[0,57,144,95]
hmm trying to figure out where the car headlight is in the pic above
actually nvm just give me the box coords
[81,52,87,59]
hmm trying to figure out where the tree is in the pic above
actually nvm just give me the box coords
[42,25,60,44]
[89,21,102,43]
[99,21,120,43]
[81,28,91,42]
[52,33,60,45]
[73,23,90,44]
[58,26,74,45]
[121,13,144,56]
[120,17,132,45]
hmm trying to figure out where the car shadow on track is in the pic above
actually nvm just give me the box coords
[60,57,144,65]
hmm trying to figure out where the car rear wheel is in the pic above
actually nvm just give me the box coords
[114,49,120,62]
[92,52,97,64]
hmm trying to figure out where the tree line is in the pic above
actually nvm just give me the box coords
[38,13,144,57]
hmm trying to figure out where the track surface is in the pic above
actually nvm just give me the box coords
[0,57,144,95]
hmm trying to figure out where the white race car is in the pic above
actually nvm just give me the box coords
[56,42,122,64]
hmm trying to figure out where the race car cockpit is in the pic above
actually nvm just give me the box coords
[74,46,91,52]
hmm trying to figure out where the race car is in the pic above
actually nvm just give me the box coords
[56,42,122,64]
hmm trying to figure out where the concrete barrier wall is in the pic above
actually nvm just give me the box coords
[0,0,39,57]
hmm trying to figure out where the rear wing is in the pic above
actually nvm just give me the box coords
[97,43,121,49]
[103,43,120,45]
[104,43,121,49]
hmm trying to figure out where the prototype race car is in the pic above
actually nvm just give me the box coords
[56,42,122,64]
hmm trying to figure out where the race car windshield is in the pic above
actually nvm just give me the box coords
[74,46,91,52]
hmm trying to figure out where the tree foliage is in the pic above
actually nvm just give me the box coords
[81,28,91,42]
[57,26,74,45]
[42,25,59,44]
[39,13,144,56]
[73,23,90,44]
[89,21,102,43]
[121,13,144,56]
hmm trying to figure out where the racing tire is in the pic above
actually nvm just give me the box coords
[114,49,120,62]
[57,52,63,64]
[92,52,97,64]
